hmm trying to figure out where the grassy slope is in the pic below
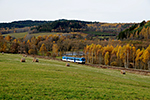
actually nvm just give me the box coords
[3,31,113,38]
[2,32,28,38]
[2,32,56,38]
[83,31,114,35]
[0,54,150,99]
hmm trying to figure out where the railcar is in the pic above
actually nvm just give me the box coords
[62,56,85,64]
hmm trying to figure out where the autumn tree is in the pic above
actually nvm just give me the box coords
[5,35,11,42]
[52,44,58,56]
[104,52,109,65]
[39,43,47,55]
[124,44,131,68]
[28,49,37,55]
[102,45,114,65]
[142,50,149,69]
[0,34,5,52]
[84,45,90,63]
[135,49,144,69]
[10,41,19,53]
[132,46,136,67]
[96,44,103,64]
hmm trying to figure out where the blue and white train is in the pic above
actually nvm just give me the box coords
[62,56,86,64]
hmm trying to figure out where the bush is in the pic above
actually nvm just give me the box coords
[110,61,118,66]
[46,52,51,57]
[51,53,56,58]
[28,49,37,55]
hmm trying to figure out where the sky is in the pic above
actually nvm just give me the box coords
[0,0,150,23]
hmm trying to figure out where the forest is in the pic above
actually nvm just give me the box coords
[0,19,150,70]
[0,20,49,29]
[33,19,134,35]
[0,19,134,36]
[118,20,150,40]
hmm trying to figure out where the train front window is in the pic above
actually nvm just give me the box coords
[81,58,85,61]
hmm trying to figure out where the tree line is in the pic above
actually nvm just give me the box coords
[34,19,89,32]
[118,20,150,40]
[1,32,150,70]
[0,20,49,29]
[86,22,134,35]
[0,33,91,57]
[34,20,134,35]
[84,44,150,70]
[0,19,135,38]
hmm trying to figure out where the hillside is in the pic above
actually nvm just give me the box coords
[0,19,134,37]
[85,22,134,35]
[118,20,150,40]
[0,20,51,34]
[0,53,150,99]
[34,19,134,35]
[34,19,89,32]
[0,20,50,29]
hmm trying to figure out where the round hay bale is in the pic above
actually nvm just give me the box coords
[66,63,70,67]
[32,58,39,62]
[20,58,25,62]
[121,70,126,74]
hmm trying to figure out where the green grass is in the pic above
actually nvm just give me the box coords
[83,31,114,35]
[2,32,28,38]
[31,32,57,37]
[0,54,150,99]
[2,32,57,38]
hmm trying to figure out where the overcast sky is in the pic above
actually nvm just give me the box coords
[0,0,150,23]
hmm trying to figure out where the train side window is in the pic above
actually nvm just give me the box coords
[76,59,80,61]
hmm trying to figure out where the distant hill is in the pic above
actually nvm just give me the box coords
[0,20,50,28]
[34,19,134,35]
[34,19,91,32]
[118,20,150,40]
[0,19,135,36]
[85,22,134,35]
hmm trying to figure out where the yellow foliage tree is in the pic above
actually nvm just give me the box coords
[39,43,47,56]
[132,46,136,67]
[142,50,149,69]
[135,49,144,69]
[125,44,131,68]
[102,45,114,65]
[5,35,11,41]
[104,52,109,65]
[52,44,58,56]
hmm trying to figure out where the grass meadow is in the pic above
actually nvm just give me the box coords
[2,32,57,38]
[83,31,114,35]
[0,54,150,99]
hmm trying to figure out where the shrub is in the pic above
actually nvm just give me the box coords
[46,52,51,57]
[51,53,56,58]
[110,61,118,66]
